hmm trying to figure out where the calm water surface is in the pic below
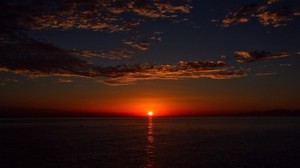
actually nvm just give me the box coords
[1,117,300,168]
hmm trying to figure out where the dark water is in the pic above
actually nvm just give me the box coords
[1,117,300,168]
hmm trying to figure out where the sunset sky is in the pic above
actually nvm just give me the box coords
[1,0,300,116]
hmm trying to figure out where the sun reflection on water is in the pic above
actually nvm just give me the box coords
[145,116,154,168]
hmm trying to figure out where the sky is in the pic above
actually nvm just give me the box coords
[0,0,300,116]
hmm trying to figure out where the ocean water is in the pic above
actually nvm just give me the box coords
[1,117,300,168]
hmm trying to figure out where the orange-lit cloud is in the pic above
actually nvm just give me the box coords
[99,61,247,86]
[235,51,290,63]
[0,0,190,63]
[0,37,248,85]
[57,78,73,83]
[123,39,151,51]
[294,9,300,16]
[216,1,297,28]
[265,0,279,5]
[72,48,135,59]
[0,0,191,32]
[257,10,292,27]
[256,72,277,76]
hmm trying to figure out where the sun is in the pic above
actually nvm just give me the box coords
[148,111,153,116]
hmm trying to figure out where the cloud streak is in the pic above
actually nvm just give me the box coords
[235,51,290,63]
[97,61,248,86]
[72,48,135,60]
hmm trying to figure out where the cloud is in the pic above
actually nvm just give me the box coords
[132,2,192,18]
[294,9,300,16]
[57,78,73,83]
[217,1,296,28]
[122,32,163,51]
[0,38,248,85]
[0,76,18,85]
[95,60,247,85]
[256,72,277,76]
[0,36,95,78]
[280,63,292,67]
[2,1,273,86]
[221,55,228,59]
[265,0,279,5]
[221,4,265,27]
[123,39,150,51]
[0,1,191,33]
[235,51,290,63]
[257,10,292,27]
[0,0,190,63]
[72,48,135,60]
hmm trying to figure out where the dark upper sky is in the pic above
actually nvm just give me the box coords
[1,0,300,116]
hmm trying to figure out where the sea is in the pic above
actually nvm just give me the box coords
[1,117,300,168]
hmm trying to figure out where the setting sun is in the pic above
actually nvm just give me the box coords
[148,111,153,116]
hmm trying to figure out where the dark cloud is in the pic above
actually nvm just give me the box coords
[0,39,248,85]
[235,51,290,63]
[217,1,297,28]
[294,9,300,16]
[0,36,95,77]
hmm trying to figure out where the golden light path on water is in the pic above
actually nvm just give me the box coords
[145,116,154,168]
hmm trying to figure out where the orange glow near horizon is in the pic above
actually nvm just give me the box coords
[76,96,206,116]
[68,94,243,116]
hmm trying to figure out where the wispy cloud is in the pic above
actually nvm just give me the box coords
[235,51,290,63]
[72,48,135,60]
[216,0,298,28]
[122,33,162,51]
[280,63,292,67]
[98,61,248,86]
[294,9,300,16]
[57,78,73,83]
[123,40,150,51]
[265,0,279,5]
[256,72,277,76]
[0,76,18,85]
